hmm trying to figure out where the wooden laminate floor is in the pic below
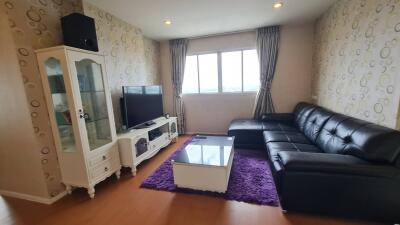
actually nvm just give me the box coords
[0,135,383,225]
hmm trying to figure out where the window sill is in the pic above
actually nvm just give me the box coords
[182,91,258,96]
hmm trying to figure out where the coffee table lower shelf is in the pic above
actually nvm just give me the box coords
[171,152,234,193]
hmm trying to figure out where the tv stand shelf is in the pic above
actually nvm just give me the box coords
[117,117,178,175]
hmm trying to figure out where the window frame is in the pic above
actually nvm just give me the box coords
[183,48,259,95]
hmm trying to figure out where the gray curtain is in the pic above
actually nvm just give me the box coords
[169,39,188,134]
[253,26,280,119]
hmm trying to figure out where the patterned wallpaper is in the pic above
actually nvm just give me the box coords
[1,0,160,200]
[312,0,400,129]
[0,0,83,198]
[83,2,161,131]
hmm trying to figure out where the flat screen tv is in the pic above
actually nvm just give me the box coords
[121,85,163,129]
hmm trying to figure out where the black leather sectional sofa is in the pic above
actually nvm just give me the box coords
[228,102,400,223]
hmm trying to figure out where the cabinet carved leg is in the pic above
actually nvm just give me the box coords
[88,186,95,199]
[66,185,72,194]
[115,170,121,179]
[131,167,137,176]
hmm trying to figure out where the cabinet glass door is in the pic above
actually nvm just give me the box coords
[75,59,112,151]
[45,58,77,153]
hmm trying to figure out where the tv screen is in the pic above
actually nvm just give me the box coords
[121,85,163,129]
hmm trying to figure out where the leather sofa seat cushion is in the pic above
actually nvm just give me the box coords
[293,102,318,132]
[228,119,263,131]
[263,131,311,145]
[262,122,298,132]
[302,107,334,142]
[278,151,400,178]
[228,119,264,149]
[266,142,322,161]
[316,114,400,163]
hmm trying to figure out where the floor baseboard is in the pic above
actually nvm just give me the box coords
[0,189,67,204]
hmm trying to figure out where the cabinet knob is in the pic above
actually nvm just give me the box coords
[80,113,89,119]
[104,167,108,172]
[102,155,106,160]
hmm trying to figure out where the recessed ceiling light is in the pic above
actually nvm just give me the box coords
[273,2,283,9]
[164,20,172,26]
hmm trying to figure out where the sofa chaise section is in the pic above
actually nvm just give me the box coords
[228,102,400,223]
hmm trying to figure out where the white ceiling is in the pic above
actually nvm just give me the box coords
[87,0,336,40]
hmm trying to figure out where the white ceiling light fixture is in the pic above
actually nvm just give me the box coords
[273,2,283,9]
[164,19,172,26]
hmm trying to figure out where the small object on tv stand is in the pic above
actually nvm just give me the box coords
[164,113,170,119]
[135,120,156,129]
[145,121,156,126]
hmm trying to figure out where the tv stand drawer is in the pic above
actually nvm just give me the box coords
[117,117,177,175]
[149,133,169,150]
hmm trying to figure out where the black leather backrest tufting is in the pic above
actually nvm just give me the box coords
[396,156,400,168]
[317,114,400,164]
[302,107,334,142]
[293,102,318,132]
[316,114,357,154]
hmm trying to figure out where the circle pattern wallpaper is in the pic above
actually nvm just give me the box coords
[1,0,82,198]
[313,0,400,129]
[83,2,161,131]
[1,0,161,198]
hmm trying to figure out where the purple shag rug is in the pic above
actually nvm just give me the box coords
[140,137,279,206]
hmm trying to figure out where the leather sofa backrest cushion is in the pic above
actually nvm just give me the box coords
[396,156,400,168]
[302,107,334,142]
[317,114,400,163]
[316,114,353,154]
[293,102,318,132]
[348,124,400,163]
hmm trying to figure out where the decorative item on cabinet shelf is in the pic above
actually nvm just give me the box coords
[164,113,170,119]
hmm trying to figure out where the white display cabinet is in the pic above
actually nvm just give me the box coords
[36,46,121,199]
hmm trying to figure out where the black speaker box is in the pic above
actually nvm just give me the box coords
[61,13,99,52]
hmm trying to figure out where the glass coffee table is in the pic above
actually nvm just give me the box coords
[171,135,235,193]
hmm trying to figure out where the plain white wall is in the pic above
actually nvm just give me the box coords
[161,24,314,134]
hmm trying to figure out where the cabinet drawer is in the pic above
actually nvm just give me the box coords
[149,134,169,150]
[88,151,115,168]
[89,159,118,180]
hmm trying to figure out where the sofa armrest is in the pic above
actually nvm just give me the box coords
[277,151,400,179]
[261,113,294,123]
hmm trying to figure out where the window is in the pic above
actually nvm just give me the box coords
[182,49,260,94]
[182,56,198,94]
[198,54,218,93]
[243,50,260,92]
[222,51,242,92]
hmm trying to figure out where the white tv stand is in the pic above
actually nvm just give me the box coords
[117,117,178,175]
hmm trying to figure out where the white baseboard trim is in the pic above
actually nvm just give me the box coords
[185,132,227,136]
[0,189,67,205]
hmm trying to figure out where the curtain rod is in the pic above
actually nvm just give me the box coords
[186,28,256,40]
